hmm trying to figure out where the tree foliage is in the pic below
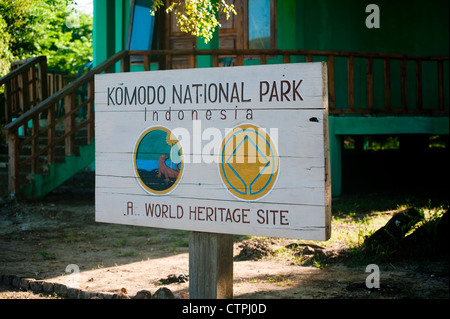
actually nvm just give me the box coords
[0,0,92,77]
[151,0,236,43]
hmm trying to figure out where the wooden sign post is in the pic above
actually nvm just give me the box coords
[95,62,330,299]
[189,232,233,299]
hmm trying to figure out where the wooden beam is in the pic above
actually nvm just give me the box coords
[189,232,233,299]
[438,60,444,110]
[416,59,423,110]
[121,55,130,72]
[236,54,243,66]
[189,54,195,69]
[143,55,150,71]
[31,116,39,174]
[401,59,407,110]
[87,79,95,144]
[327,55,335,110]
[8,131,20,196]
[212,54,219,67]
[367,57,373,111]
[4,81,11,123]
[384,58,391,111]
[347,56,354,110]
[260,54,267,65]
[47,104,55,164]
[18,71,29,114]
[64,92,75,156]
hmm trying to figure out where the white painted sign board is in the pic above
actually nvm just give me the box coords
[95,62,331,240]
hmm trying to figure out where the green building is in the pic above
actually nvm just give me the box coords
[93,0,448,196]
[2,0,448,198]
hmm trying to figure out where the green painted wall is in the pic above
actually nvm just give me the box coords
[284,0,449,55]
[93,0,130,69]
[273,0,449,196]
[275,0,449,112]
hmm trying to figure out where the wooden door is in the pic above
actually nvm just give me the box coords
[162,0,247,69]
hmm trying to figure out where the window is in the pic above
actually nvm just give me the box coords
[248,0,274,49]
[128,0,155,51]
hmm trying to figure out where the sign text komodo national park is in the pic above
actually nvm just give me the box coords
[95,62,331,240]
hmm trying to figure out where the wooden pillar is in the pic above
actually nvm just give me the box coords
[64,92,76,156]
[47,104,56,164]
[87,79,95,144]
[8,131,20,196]
[347,56,354,111]
[329,116,342,197]
[4,82,11,123]
[38,57,48,102]
[189,232,233,299]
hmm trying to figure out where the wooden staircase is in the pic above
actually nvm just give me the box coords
[1,51,129,199]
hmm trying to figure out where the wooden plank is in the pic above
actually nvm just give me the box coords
[31,116,39,174]
[165,53,172,70]
[48,73,54,96]
[4,82,11,123]
[212,54,219,67]
[366,57,373,111]
[438,60,444,110]
[143,55,150,71]
[189,232,233,299]
[321,61,332,240]
[401,59,407,110]
[189,54,195,69]
[416,59,423,110]
[121,55,130,72]
[18,72,27,114]
[8,131,20,196]
[29,68,37,107]
[236,54,243,66]
[384,58,391,111]
[327,55,335,110]
[47,104,56,164]
[64,92,75,156]
[87,79,95,144]
[260,54,267,65]
[347,56,354,110]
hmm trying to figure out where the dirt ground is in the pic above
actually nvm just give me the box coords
[0,174,448,300]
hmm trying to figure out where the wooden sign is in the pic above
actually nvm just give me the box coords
[95,62,331,240]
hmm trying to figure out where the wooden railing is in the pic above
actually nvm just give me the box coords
[1,49,448,197]
[128,49,449,115]
[2,51,129,196]
[1,56,48,124]
[0,57,75,126]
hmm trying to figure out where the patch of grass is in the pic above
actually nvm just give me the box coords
[127,228,152,237]
[64,231,89,243]
[282,192,449,267]
[38,251,56,260]
[114,239,128,248]
[146,237,162,245]
[91,263,104,270]
[405,204,446,237]
[116,250,138,257]
[267,274,293,287]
